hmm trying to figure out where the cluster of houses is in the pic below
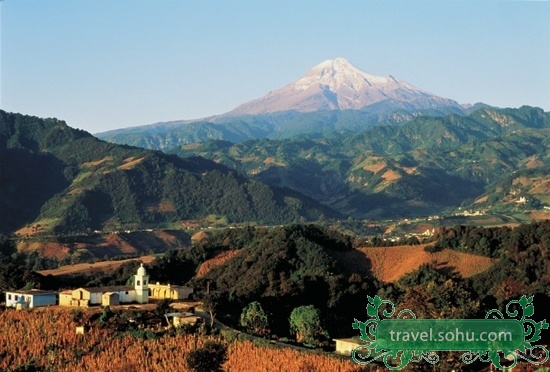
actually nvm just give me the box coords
[4,264,193,310]
[4,263,369,357]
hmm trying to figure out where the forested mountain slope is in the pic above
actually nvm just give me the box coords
[172,106,550,217]
[0,111,335,234]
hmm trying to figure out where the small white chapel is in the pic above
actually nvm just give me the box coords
[59,263,151,307]
[6,264,194,309]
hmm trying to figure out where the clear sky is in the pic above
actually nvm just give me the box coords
[1,0,549,134]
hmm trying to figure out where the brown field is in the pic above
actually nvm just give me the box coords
[402,166,417,175]
[82,156,113,167]
[197,250,242,277]
[530,211,550,220]
[474,195,489,204]
[0,309,369,372]
[334,244,496,283]
[191,230,210,241]
[102,233,137,254]
[15,225,37,236]
[363,161,386,174]
[381,169,401,182]
[15,218,59,237]
[118,156,145,170]
[38,255,157,277]
[18,241,71,259]
[182,143,201,150]
[531,178,550,194]
[525,155,543,169]
[16,230,190,262]
[143,200,175,213]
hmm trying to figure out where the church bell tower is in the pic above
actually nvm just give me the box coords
[134,263,149,304]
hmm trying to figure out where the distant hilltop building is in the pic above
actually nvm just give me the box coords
[516,196,527,204]
[5,264,193,309]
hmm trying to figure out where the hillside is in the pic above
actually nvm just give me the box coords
[172,106,550,218]
[0,111,335,234]
[16,230,189,268]
[331,245,496,283]
[38,255,157,277]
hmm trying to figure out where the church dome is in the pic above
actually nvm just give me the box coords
[137,263,147,276]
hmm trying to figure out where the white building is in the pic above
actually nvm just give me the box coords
[59,263,150,307]
[6,264,193,309]
[5,289,59,309]
[333,338,369,356]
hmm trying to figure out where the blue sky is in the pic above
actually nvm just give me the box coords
[1,0,549,133]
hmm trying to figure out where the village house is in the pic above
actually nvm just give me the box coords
[149,282,193,300]
[164,312,200,328]
[5,289,59,309]
[59,263,151,307]
[5,264,194,309]
[58,263,193,307]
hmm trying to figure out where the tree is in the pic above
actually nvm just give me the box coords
[0,234,16,263]
[240,301,269,336]
[289,305,329,347]
[155,299,172,316]
[185,341,227,372]
[0,263,28,298]
[99,306,113,326]
[202,292,224,328]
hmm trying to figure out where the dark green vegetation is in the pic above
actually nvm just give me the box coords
[239,301,270,336]
[1,222,548,350]
[172,106,550,218]
[289,305,330,347]
[430,222,550,303]
[96,105,468,151]
[0,111,334,234]
[187,223,549,345]
[186,341,228,372]
[190,225,362,344]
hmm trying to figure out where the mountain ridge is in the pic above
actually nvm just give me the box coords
[0,111,336,234]
[170,106,550,218]
[227,58,461,115]
[96,58,467,149]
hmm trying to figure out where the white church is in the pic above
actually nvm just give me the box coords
[59,263,151,307]
[6,263,193,309]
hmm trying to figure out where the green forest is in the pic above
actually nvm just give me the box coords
[172,106,550,218]
[0,111,333,234]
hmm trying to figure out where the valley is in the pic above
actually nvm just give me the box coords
[171,106,550,219]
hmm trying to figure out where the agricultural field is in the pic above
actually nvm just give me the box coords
[332,245,496,283]
[38,255,157,277]
[0,308,369,372]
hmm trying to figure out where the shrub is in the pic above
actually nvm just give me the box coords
[185,341,228,372]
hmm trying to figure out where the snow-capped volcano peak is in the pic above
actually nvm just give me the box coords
[227,58,460,115]
[295,58,388,91]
